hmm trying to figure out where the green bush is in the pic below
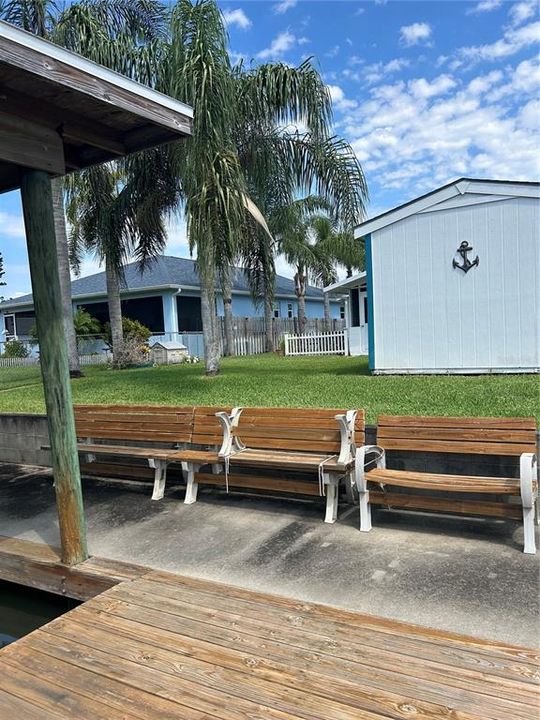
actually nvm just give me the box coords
[73,309,102,336]
[1,339,29,358]
[104,317,152,345]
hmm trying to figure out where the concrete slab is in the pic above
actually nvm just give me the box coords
[1,462,538,647]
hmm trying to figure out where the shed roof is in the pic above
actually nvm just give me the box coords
[0,20,192,193]
[355,178,540,238]
[0,255,327,310]
[151,340,187,350]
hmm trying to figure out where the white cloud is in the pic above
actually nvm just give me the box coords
[361,58,409,85]
[409,74,456,99]
[508,1,537,27]
[0,211,25,240]
[273,0,297,14]
[327,85,357,111]
[257,30,306,60]
[459,20,540,63]
[222,8,251,30]
[354,7,365,15]
[467,0,502,15]
[400,22,432,47]
[339,56,540,195]
[325,44,340,58]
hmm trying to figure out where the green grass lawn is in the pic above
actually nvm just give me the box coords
[0,354,538,423]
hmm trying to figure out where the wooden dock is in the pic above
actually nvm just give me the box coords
[0,538,538,719]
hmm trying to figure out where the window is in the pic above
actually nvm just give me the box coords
[339,305,345,320]
[363,296,369,325]
[4,314,15,338]
[350,288,360,327]
[273,303,280,318]
[287,303,293,318]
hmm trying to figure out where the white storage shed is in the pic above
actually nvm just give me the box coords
[357,178,539,374]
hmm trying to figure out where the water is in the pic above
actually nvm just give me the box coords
[0,580,79,646]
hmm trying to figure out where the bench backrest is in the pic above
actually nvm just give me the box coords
[74,405,194,445]
[233,407,350,455]
[376,415,537,456]
[191,407,233,447]
[354,410,366,448]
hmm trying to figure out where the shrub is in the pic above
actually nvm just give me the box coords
[104,317,151,345]
[110,335,149,369]
[73,309,102,336]
[1,339,29,358]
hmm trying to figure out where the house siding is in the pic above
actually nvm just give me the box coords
[371,195,539,372]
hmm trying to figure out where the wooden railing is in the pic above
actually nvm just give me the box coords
[284,330,349,357]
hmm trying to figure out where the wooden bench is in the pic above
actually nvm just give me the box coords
[354,415,538,553]
[75,405,237,501]
[188,407,364,523]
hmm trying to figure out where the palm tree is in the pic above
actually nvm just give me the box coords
[1,0,167,374]
[308,215,364,324]
[66,149,180,365]
[270,198,364,334]
[163,5,368,368]
[233,64,368,350]
[0,0,83,374]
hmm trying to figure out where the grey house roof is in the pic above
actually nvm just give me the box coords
[1,255,326,310]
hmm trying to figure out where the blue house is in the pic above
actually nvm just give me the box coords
[0,255,343,348]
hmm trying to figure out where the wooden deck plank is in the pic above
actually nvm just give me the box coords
[146,571,539,665]
[0,540,538,720]
[0,535,148,599]
[81,585,536,719]
[95,579,539,687]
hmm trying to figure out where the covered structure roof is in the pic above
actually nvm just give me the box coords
[324,271,366,296]
[354,178,540,238]
[0,20,192,193]
[0,256,328,310]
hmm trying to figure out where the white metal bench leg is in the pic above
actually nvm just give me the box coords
[520,453,537,554]
[344,472,355,504]
[358,489,372,532]
[523,506,536,554]
[324,475,338,524]
[149,459,168,501]
[184,464,200,505]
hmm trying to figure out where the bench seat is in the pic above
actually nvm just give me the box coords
[229,449,352,473]
[77,444,179,461]
[185,407,365,523]
[366,468,524,494]
[355,415,538,553]
[75,405,235,501]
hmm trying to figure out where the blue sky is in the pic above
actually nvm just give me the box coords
[1,0,538,297]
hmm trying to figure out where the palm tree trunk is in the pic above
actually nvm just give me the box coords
[323,291,331,328]
[105,254,124,365]
[201,275,220,375]
[222,269,235,357]
[51,178,82,378]
[295,266,307,335]
[264,293,275,352]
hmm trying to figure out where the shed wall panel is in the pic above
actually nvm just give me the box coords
[371,196,539,371]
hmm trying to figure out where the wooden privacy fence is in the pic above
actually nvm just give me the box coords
[284,330,349,356]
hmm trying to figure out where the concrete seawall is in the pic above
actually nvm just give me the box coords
[0,413,536,479]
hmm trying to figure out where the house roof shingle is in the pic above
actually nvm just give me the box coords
[1,255,325,310]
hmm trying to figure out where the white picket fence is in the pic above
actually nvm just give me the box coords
[284,330,349,357]
[0,353,111,369]
[0,356,40,368]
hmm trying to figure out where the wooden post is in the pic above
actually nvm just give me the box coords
[20,169,88,566]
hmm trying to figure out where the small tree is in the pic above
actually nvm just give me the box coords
[103,317,151,347]
[1,339,29,358]
[73,309,102,336]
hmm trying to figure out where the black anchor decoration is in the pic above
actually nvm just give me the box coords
[452,241,479,273]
